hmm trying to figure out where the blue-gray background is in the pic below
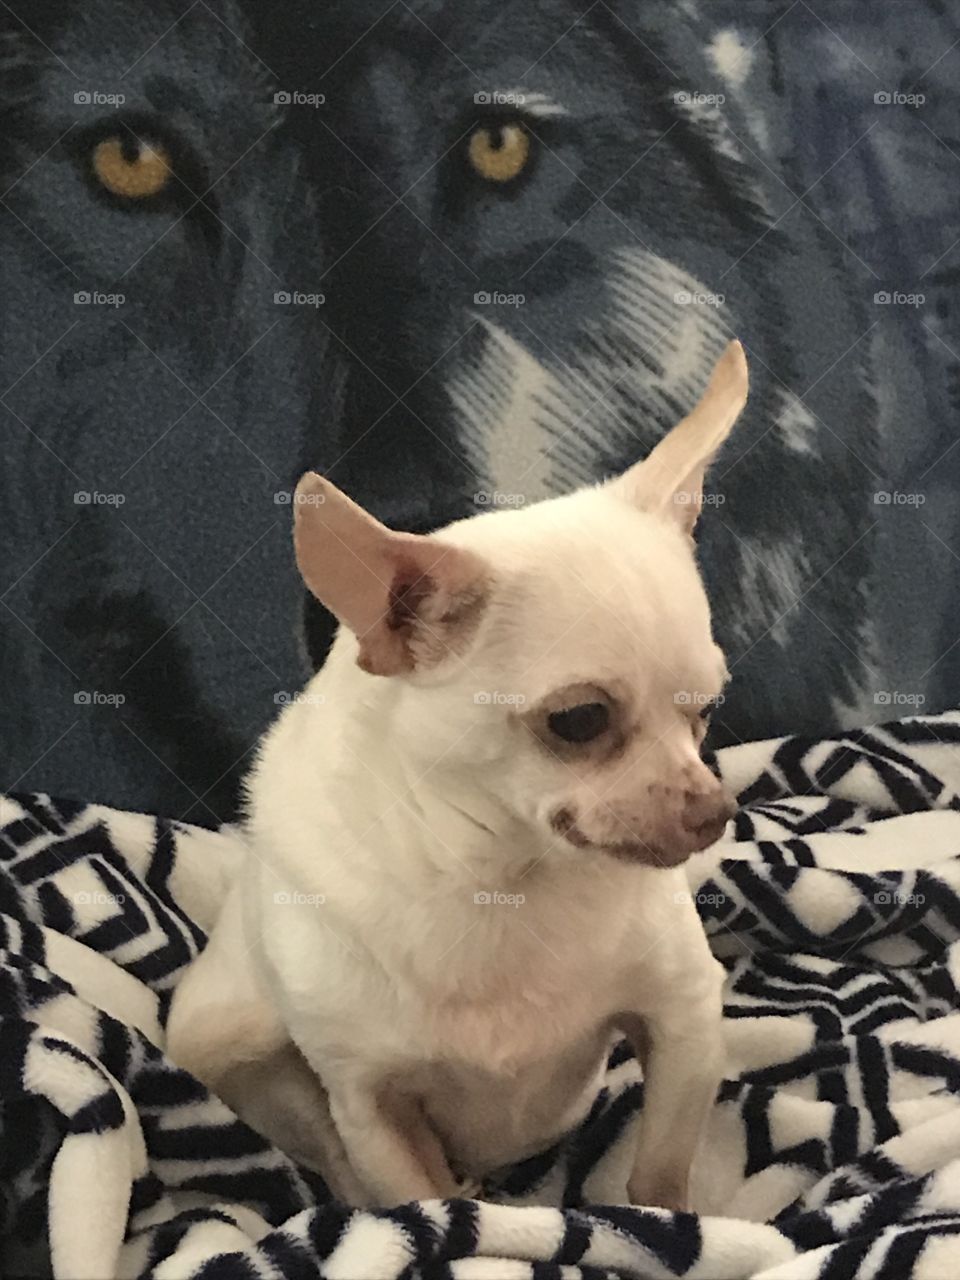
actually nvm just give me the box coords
[1,0,957,822]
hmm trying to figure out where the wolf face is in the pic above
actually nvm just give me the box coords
[3,0,957,818]
[302,0,881,746]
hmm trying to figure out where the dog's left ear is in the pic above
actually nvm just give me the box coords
[292,472,490,677]
[609,340,748,534]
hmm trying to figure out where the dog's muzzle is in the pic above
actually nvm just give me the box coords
[550,791,735,868]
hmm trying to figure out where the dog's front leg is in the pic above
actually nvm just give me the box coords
[326,1080,463,1206]
[622,961,725,1212]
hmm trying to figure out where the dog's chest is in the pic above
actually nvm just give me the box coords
[310,918,618,1073]
[269,894,630,1168]
[406,964,617,1171]
[427,934,613,1062]
[395,881,638,1071]
[256,850,678,1172]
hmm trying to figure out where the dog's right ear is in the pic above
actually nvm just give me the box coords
[608,340,748,535]
[292,473,489,677]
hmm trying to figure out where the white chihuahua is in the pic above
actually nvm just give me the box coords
[167,341,748,1210]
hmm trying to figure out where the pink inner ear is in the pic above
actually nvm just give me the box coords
[386,560,437,632]
[293,473,411,639]
[292,472,490,677]
[352,554,441,676]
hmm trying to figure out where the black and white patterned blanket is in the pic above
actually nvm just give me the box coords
[6,713,960,1279]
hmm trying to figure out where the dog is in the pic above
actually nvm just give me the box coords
[166,339,747,1210]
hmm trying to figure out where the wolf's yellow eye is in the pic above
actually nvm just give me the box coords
[467,123,530,183]
[91,136,172,199]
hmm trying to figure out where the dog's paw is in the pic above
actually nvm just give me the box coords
[627,1173,689,1213]
[455,1176,483,1200]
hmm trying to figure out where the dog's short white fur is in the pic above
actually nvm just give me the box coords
[167,341,749,1210]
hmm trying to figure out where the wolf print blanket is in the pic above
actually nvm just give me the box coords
[3,0,960,821]
[4,712,960,1279]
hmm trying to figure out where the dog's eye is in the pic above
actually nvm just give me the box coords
[699,703,713,720]
[467,123,530,183]
[91,136,173,199]
[548,702,609,744]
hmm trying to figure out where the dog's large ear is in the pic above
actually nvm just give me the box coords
[292,473,489,677]
[609,340,748,534]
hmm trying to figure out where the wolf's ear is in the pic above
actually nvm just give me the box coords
[292,473,489,677]
[609,340,748,534]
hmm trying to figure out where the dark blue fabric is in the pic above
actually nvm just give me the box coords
[2,0,958,820]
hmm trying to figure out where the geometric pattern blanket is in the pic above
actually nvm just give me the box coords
[5,712,960,1279]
